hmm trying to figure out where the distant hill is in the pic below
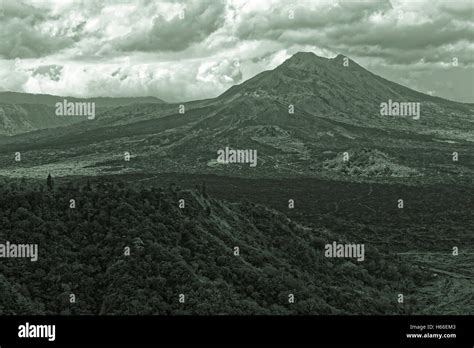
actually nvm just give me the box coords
[0,92,166,135]
[0,103,83,136]
[0,91,166,107]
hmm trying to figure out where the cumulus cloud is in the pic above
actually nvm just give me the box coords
[31,64,63,81]
[197,59,242,85]
[0,59,29,92]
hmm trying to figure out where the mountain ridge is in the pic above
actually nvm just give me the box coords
[0,92,167,135]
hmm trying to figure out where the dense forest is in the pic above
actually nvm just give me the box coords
[0,178,429,314]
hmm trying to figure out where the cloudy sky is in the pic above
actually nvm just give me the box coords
[0,0,472,102]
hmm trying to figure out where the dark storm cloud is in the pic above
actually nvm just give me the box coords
[1,0,44,21]
[325,16,472,51]
[235,0,473,67]
[236,0,392,40]
[117,0,227,52]
[0,18,75,59]
[336,44,471,66]
[0,1,78,59]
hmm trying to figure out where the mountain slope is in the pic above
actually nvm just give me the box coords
[0,181,426,314]
[220,52,473,131]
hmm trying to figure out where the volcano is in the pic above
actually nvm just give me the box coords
[0,52,472,180]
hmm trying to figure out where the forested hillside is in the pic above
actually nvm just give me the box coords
[0,180,427,315]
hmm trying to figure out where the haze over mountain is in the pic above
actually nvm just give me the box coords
[0,52,472,181]
[0,92,166,136]
[0,92,166,108]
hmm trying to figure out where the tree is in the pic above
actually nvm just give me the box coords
[47,174,53,190]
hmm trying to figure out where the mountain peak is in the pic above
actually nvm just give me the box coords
[292,51,318,59]
[284,52,360,70]
[288,51,329,62]
[280,51,331,71]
